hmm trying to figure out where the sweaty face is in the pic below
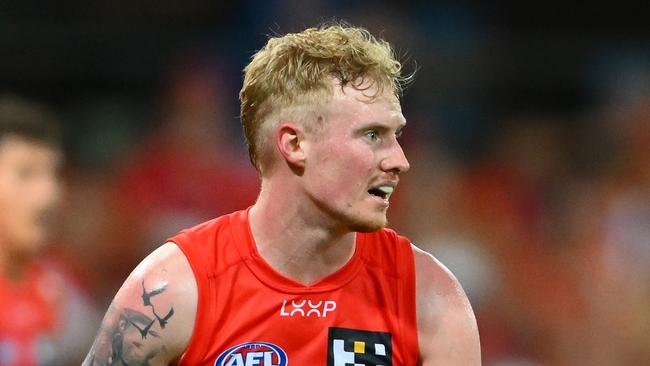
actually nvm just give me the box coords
[301,82,410,232]
[0,136,62,255]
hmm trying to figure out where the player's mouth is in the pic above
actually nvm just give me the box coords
[34,207,55,228]
[367,184,395,204]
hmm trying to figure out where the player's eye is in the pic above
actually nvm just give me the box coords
[395,128,404,139]
[364,130,379,142]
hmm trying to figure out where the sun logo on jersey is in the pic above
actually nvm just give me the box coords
[327,327,392,366]
[214,341,288,366]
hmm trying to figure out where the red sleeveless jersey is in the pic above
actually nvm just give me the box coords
[0,262,62,366]
[168,208,419,366]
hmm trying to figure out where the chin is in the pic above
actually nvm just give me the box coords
[18,239,48,254]
[347,215,387,233]
[13,230,49,253]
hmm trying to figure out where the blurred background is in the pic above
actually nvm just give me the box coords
[1,1,649,365]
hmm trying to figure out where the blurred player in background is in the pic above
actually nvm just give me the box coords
[0,95,99,365]
[85,24,480,365]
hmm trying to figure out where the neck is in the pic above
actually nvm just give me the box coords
[249,179,356,285]
[0,247,30,282]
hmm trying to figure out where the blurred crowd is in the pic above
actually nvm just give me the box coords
[391,97,650,365]
[1,1,650,365]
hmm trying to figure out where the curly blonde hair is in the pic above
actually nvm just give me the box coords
[240,24,410,174]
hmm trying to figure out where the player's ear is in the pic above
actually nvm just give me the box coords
[276,122,306,173]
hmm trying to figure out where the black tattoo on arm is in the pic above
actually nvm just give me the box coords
[84,282,176,366]
[142,281,167,306]
[152,306,175,328]
[128,317,157,340]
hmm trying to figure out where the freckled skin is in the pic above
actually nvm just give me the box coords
[300,85,409,232]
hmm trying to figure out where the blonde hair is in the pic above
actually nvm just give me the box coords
[240,24,410,174]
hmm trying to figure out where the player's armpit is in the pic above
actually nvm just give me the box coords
[412,244,481,366]
[83,243,198,366]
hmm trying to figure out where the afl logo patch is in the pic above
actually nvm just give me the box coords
[215,341,288,366]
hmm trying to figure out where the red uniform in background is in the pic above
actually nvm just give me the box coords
[0,261,66,366]
[168,208,420,366]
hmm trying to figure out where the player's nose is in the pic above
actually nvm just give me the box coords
[381,141,410,174]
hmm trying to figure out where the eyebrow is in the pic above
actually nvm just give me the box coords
[358,119,406,132]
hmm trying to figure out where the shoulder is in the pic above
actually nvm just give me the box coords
[169,210,244,253]
[129,243,198,313]
[126,242,198,351]
[119,243,198,314]
[84,243,197,365]
[411,244,481,365]
[411,244,468,305]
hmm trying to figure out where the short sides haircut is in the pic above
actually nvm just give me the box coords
[240,24,411,174]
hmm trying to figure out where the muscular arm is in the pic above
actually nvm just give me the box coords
[413,245,481,365]
[83,243,198,366]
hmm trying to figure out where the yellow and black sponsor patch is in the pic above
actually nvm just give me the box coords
[327,327,392,366]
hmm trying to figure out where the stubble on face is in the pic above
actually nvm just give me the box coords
[301,82,405,233]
